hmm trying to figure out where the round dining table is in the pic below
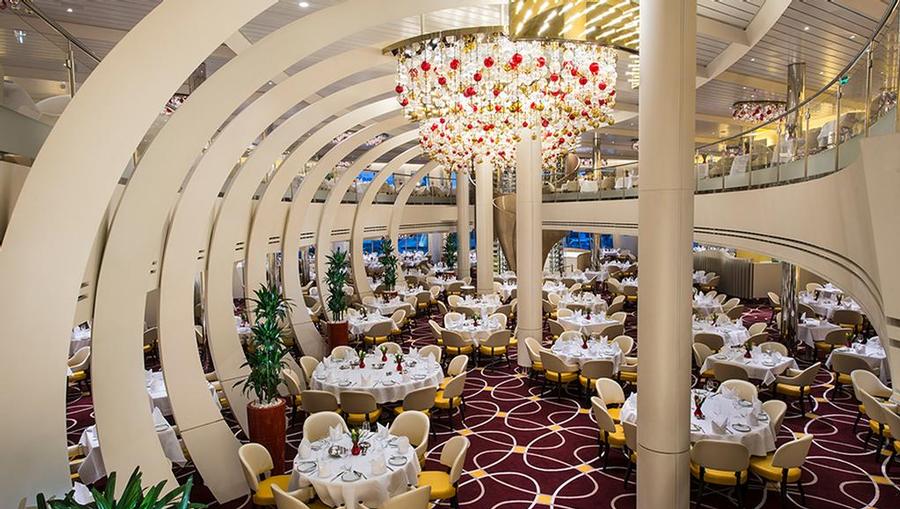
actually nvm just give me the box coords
[311,351,443,404]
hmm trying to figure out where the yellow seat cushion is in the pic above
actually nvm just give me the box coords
[608,407,621,423]
[479,345,508,356]
[293,394,302,406]
[509,337,518,347]
[859,404,866,415]
[418,470,456,499]
[364,335,389,345]
[579,375,598,388]
[869,419,891,437]
[690,463,748,486]
[446,345,474,355]
[775,384,810,398]
[749,454,802,483]
[836,373,853,385]
[393,406,431,416]
[700,369,715,379]
[68,371,88,383]
[894,440,900,454]
[434,390,463,409]
[345,408,382,425]
[531,360,544,372]
[602,424,627,447]
[629,451,637,463]
[252,474,292,506]
[545,370,578,383]
[618,371,638,383]
[814,341,837,352]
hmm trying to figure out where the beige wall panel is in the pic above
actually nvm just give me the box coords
[0,2,270,504]
[0,160,28,241]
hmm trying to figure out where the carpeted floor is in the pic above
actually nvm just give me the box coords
[65,299,900,508]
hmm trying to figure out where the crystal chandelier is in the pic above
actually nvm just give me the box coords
[731,100,787,123]
[390,29,617,170]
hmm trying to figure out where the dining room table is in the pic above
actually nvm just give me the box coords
[620,388,776,457]
[497,282,517,301]
[558,292,608,314]
[310,349,443,405]
[288,427,420,509]
[699,346,798,386]
[558,311,620,336]
[364,296,413,316]
[456,294,502,316]
[826,337,891,383]
[692,317,748,347]
[70,326,92,355]
[796,316,842,347]
[550,336,624,372]
[542,281,569,295]
[692,292,723,317]
[145,370,220,416]
[443,315,505,344]
[347,313,397,337]
[799,291,862,320]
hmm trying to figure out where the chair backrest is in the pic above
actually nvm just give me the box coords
[405,296,418,316]
[713,294,727,304]
[403,386,438,412]
[302,411,347,442]
[595,377,625,405]
[831,351,873,376]
[790,362,821,387]
[761,399,787,433]
[389,309,406,325]
[581,359,615,380]
[444,312,464,326]
[613,335,634,355]
[441,330,469,349]
[767,291,781,306]
[419,344,442,364]
[456,306,478,319]
[598,323,625,338]
[488,312,509,329]
[722,297,740,311]
[771,434,814,470]
[690,439,750,473]
[858,389,888,423]
[416,291,432,306]
[482,329,512,348]
[714,363,749,383]
[692,342,713,368]
[436,301,449,314]
[591,396,617,433]
[523,337,543,365]
[428,320,444,341]
[718,379,757,401]
[441,435,470,484]
[430,286,442,298]
[725,305,745,320]
[823,328,852,347]
[747,332,769,346]
[694,333,724,352]
[447,354,470,376]
[331,345,355,360]
[805,282,823,293]
[547,293,562,306]
[367,321,394,338]
[381,341,403,355]
[67,347,91,369]
[747,322,767,335]
[611,294,626,306]
[382,486,432,509]
[832,309,863,327]
[542,299,554,314]
[390,410,430,451]
[851,369,892,401]
[238,443,272,491]
[797,303,817,318]
[558,330,582,342]
[281,368,304,396]
[556,308,574,319]
[272,484,313,509]
[442,372,467,399]
[447,291,463,305]
[300,390,339,414]
[340,390,378,414]
[758,341,788,356]
[623,421,638,452]
[299,356,319,383]
[547,319,565,337]
[540,351,576,373]
[878,402,900,443]
[609,311,627,324]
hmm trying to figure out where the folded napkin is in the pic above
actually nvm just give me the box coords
[377,422,389,440]
[748,412,758,426]
[298,438,312,459]
[800,313,807,322]
[396,436,410,454]
[360,374,371,387]
[151,407,168,427]
[720,386,737,400]
[328,425,342,442]
[370,451,387,475]
[317,460,332,477]
[409,347,418,358]
[711,414,729,433]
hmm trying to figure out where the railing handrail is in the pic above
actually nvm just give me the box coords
[14,0,102,64]
[696,0,899,151]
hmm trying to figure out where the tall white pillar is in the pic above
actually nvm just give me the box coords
[475,161,495,294]
[428,233,443,264]
[456,170,471,280]
[515,130,542,367]
[636,1,695,508]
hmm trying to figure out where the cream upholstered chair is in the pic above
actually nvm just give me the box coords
[758,341,788,357]
[443,312,464,327]
[435,372,467,428]
[596,323,624,339]
[612,335,634,355]
[797,302,818,319]
[282,368,305,422]
[302,411,347,442]
[694,332,724,352]
[750,434,813,506]
[445,354,469,379]
[579,360,615,401]
[447,294,463,308]
[622,420,638,488]
[271,484,324,509]
[607,295,626,314]
[761,399,787,436]
[767,292,781,325]
[692,343,715,381]
[300,390,339,416]
[442,330,475,358]
[859,389,893,459]
[479,329,512,366]
[331,345,355,360]
[523,337,546,382]
[815,327,852,357]
[417,435,470,507]
[851,370,893,432]
[404,295,419,319]
[718,379,758,402]
[540,351,579,398]
[556,307,574,319]
[419,344,442,364]
[416,290,433,312]
[591,396,626,470]
[547,319,565,342]
[299,356,319,385]
[67,347,91,383]
[690,439,750,507]
[878,403,900,471]
[436,300,449,315]
[558,330,582,343]
[830,351,874,396]
[805,282,823,293]
[714,363,750,383]
[391,410,431,467]
[547,292,562,306]
[488,312,508,329]
[362,486,432,509]
[774,362,821,415]
[747,332,769,346]
[238,443,293,507]
[380,341,403,355]
[389,309,407,335]
[722,297,741,312]
[609,311,627,325]
[595,378,626,423]
[748,322,768,335]
[725,305,745,320]
[394,386,438,416]
[832,309,864,334]
[713,293,727,304]
[340,390,381,425]
[364,320,394,346]
[428,320,445,346]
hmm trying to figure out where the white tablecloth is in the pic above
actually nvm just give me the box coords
[559,293,607,313]
[444,318,504,343]
[456,296,502,316]
[542,282,568,295]
[692,319,749,348]
[146,370,219,416]
[699,348,798,386]
[364,299,412,316]
[621,390,776,456]
[579,180,599,193]
[799,292,861,319]
[693,271,711,285]
[348,315,397,336]
[311,353,443,404]
[797,318,841,347]
[498,283,517,301]
[559,313,619,336]
[826,338,890,383]
[77,408,186,484]
[289,432,420,509]
[551,339,623,371]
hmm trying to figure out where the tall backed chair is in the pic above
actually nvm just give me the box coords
[591,396,626,470]
[850,370,893,432]
[238,443,293,507]
[340,390,381,425]
[690,440,750,508]
[774,362,821,415]
[417,436,470,508]
[302,411,347,442]
[540,351,578,398]
[749,434,813,507]
[391,410,431,467]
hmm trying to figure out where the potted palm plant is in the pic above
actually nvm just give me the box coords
[236,281,293,473]
[378,236,399,300]
[443,232,458,270]
[37,467,205,508]
[325,247,351,349]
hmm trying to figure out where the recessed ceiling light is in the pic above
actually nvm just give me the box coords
[13,29,26,44]
[66,7,73,13]
[298,1,310,7]
[803,26,810,31]
[819,71,824,75]
[750,58,755,62]
[849,34,856,40]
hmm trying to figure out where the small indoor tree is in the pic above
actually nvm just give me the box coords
[38,467,205,509]
[443,232,458,268]
[324,247,351,348]
[378,236,398,293]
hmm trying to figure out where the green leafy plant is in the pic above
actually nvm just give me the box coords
[36,467,206,509]
[378,237,398,291]
[443,232,458,268]
[325,247,350,321]
[235,281,293,405]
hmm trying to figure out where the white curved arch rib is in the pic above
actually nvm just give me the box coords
[204,54,392,434]
[278,112,406,350]
[388,163,449,283]
[349,159,437,297]
[313,134,419,307]
[0,2,271,504]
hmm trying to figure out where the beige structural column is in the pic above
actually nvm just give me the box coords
[635,1,696,508]
[515,130,541,367]
[475,161,494,294]
[388,163,447,274]
[456,170,471,279]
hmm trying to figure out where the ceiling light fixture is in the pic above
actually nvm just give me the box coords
[731,100,787,123]
[298,1,309,7]
[66,7,73,13]
[13,29,26,44]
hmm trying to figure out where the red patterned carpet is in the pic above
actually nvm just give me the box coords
[65,301,900,508]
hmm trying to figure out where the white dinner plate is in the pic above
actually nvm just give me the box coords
[338,380,352,387]
[738,400,753,408]
[341,470,361,482]
[382,379,395,386]
[732,423,751,433]
[297,461,316,473]
[389,455,408,467]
